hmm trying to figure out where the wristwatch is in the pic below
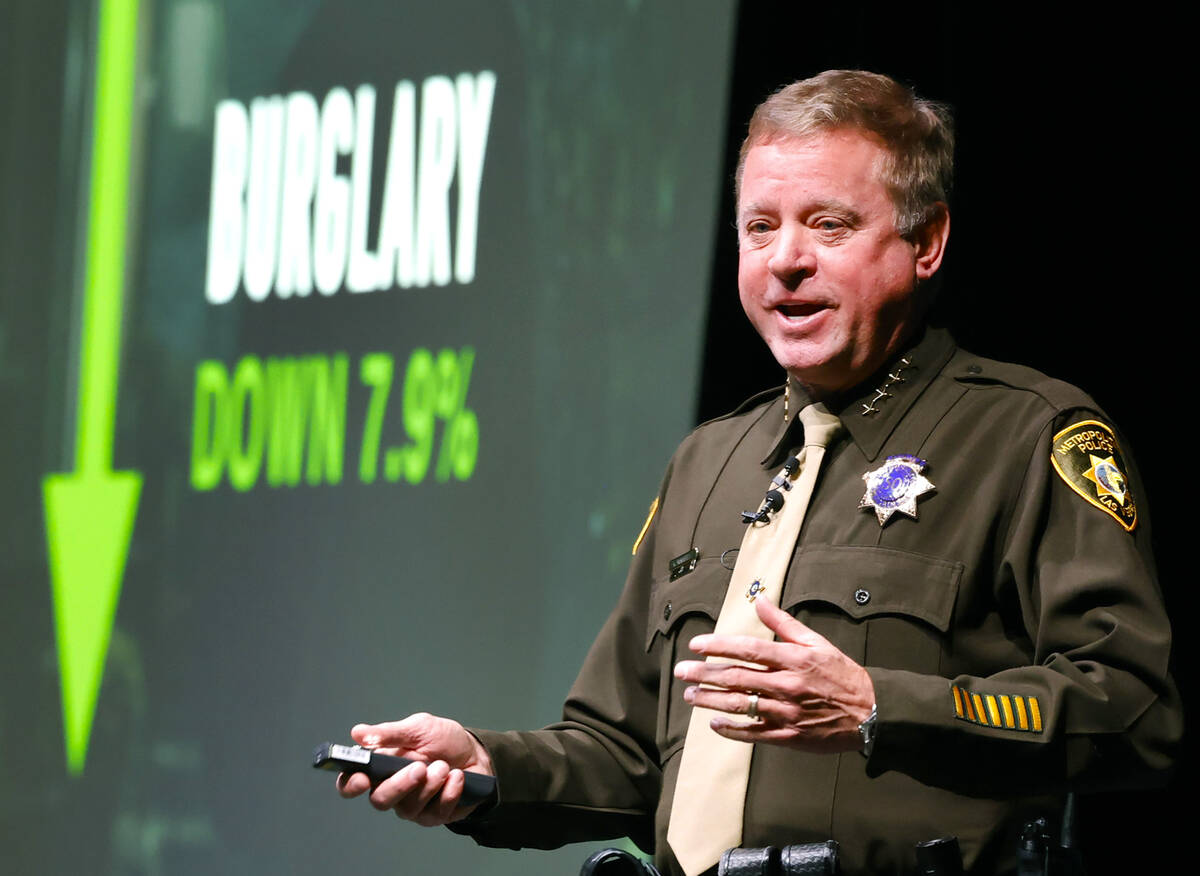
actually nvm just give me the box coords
[858,703,878,757]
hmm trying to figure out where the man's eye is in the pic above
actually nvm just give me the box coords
[746,221,771,235]
[815,218,845,231]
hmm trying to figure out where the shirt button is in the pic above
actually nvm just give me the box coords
[854,588,870,605]
[663,602,673,621]
[967,364,982,374]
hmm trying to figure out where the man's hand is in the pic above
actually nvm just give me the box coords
[335,712,494,826]
[673,598,875,753]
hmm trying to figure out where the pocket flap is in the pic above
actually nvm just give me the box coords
[645,560,730,651]
[781,545,962,631]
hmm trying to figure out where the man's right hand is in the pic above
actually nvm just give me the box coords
[335,712,495,826]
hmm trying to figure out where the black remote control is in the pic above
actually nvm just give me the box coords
[312,742,496,806]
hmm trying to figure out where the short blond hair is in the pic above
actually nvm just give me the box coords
[737,70,954,238]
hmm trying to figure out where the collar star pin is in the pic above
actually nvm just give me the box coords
[859,454,936,525]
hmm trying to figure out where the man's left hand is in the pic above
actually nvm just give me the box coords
[673,598,875,753]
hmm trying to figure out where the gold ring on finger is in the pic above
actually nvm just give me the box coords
[747,692,760,721]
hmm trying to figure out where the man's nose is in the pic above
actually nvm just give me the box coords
[766,225,815,283]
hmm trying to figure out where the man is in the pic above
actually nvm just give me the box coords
[336,71,1180,874]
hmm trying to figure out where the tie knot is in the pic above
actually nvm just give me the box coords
[799,403,843,449]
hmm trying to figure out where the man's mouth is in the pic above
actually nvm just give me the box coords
[777,302,829,320]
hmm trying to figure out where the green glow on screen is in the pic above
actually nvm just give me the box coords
[41,0,143,775]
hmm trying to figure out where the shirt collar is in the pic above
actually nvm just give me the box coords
[760,326,957,467]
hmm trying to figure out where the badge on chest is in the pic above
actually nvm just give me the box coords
[859,454,936,525]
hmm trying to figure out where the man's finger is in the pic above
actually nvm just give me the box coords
[710,713,852,754]
[393,760,450,820]
[676,659,768,689]
[684,685,784,722]
[676,660,807,704]
[369,760,428,811]
[683,632,796,668]
[352,721,405,749]
[415,768,468,826]
[336,770,372,798]
[351,712,432,750]
[755,598,824,644]
[708,716,794,744]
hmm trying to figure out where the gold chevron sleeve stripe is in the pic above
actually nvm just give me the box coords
[953,688,1044,733]
[985,695,1001,727]
[1000,695,1015,729]
[972,694,988,726]
[632,497,659,556]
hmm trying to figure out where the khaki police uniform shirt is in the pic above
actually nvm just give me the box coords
[455,328,1181,875]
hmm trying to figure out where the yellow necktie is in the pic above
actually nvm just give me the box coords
[667,403,843,876]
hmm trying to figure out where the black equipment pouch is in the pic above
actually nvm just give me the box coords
[915,836,963,875]
[780,842,839,875]
[1017,816,1086,876]
[578,848,662,876]
[718,841,839,876]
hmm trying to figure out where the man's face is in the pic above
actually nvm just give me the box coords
[737,129,945,396]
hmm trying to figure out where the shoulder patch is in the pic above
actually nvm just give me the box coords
[632,497,659,555]
[1050,420,1137,531]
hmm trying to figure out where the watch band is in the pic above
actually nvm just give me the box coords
[858,703,878,757]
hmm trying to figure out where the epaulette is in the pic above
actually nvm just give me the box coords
[949,351,1102,415]
[951,350,1136,531]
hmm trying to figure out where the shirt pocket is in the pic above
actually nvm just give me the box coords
[645,559,730,763]
[781,545,963,674]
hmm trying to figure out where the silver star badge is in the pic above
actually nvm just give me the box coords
[859,454,936,525]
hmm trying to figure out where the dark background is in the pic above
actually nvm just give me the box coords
[702,6,1188,872]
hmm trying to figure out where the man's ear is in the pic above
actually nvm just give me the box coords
[912,203,950,281]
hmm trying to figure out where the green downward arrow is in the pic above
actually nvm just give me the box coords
[42,0,143,775]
